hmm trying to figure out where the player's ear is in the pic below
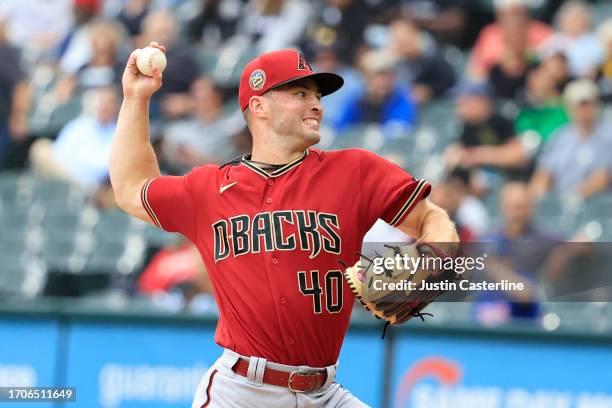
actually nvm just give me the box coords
[248,95,268,119]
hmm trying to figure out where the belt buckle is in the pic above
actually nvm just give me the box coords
[288,371,306,393]
[288,370,324,393]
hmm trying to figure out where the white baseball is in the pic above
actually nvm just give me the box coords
[136,46,167,77]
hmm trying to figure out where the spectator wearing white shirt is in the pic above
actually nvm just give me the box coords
[29,86,119,189]
[530,79,612,200]
[0,0,73,53]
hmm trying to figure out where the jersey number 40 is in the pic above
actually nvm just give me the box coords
[297,270,343,314]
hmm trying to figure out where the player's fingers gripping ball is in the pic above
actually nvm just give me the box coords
[136,46,167,76]
[343,243,459,325]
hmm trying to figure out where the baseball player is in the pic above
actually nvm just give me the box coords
[110,43,459,408]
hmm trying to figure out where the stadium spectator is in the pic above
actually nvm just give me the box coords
[468,0,552,81]
[29,86,119,189]
[334,49,417,134]
[596,17,612,103]
[160,76,244,174]
[137,9,201,120]
[309,45,363,127]
[116,0,154,37]
[474,181,547,325]
[487,22,536,100]
[429,167,490,240]
[539,51,573,93]
[57,0,101,74]
[392,0,468,47]
[55,20,127,105]
[514,66,569,150]
[444,83,528,173]
[232,0,311,54]
[0,17,30,169]
[184,0,242,50]
[56,0,102,70]
[489,181,556,242]
[530,79,612,200]
[538,1,602,78]
[0,0,73,55]
[387,18,456,104]
[301,0,372,65]
[139,238,215,302]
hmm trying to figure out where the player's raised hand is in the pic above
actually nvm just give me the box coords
[122,42,166,100]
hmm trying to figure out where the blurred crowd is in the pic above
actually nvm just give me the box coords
[2,0,612,321]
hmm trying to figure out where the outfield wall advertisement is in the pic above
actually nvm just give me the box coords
[2,317,612,407]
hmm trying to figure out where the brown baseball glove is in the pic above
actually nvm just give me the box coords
[342,243,459,326]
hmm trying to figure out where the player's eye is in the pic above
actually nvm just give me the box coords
[296,91,306,97]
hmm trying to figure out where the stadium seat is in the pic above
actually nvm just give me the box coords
[95,210,133,242]
[43,237,76,272]
[84,238,132,274]
[0,255,26,296]
[34,178,87,208]
[145,225,179,248]
[0,172,35,206]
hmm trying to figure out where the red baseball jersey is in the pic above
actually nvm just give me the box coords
[142,148,430,367]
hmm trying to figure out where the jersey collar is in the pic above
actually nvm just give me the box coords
[240,150,309,178]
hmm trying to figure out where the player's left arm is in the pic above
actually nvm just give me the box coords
[396,199,459,243]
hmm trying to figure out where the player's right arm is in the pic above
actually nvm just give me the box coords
[110,43,165,225]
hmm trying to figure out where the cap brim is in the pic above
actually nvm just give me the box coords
[270,72,344,97]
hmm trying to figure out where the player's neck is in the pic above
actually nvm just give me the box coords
[250,145,307,166]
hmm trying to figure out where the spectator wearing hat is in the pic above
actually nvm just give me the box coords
[530,79,612,200]
[334,49,417,134]
[468,0,552,81]
[444,83,529,174]
[387,18,456,105]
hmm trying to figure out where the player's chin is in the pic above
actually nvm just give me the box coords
[303,129,321,145]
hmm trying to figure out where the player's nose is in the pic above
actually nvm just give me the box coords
[310,97,323,117]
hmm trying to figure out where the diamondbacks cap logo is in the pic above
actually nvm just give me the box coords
[249,69,266,90]
[297,52,312,71]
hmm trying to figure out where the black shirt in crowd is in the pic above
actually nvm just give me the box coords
[460,113,515,148]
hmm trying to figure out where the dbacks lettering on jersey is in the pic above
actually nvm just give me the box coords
[213,210,341,262]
